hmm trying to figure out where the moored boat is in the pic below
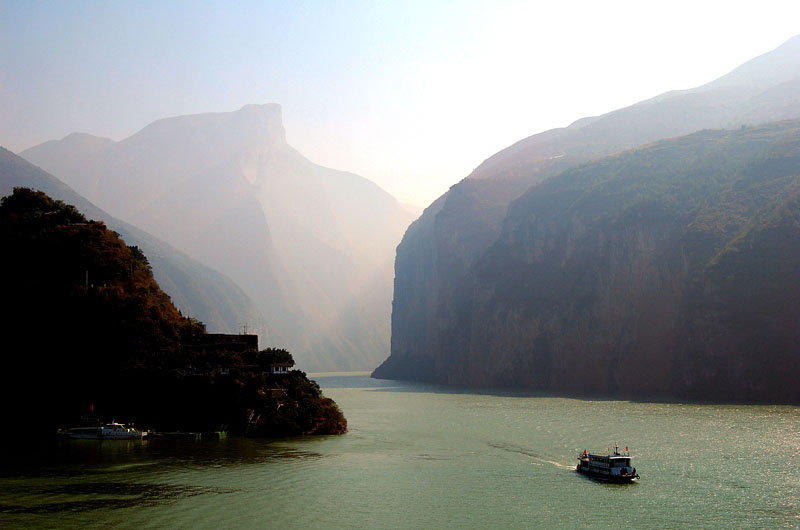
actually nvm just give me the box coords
[58,422,147,439]
[576,443,639,483]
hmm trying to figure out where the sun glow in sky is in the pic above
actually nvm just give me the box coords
[1,0,799,207]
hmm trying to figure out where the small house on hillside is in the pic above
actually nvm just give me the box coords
[270,362,292,375]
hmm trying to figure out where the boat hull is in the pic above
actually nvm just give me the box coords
[58,423,146,440]
[576,465,638,483]
[66,435,144,439]
[60,432,145,439]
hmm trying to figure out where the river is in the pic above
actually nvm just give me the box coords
[1,373,798,528]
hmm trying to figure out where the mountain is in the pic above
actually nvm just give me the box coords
[0,187,202,437]
[0,188,345,440]
[381,120,800,402]
[0,147,267,339]
[377,36,800,402]
[469,35,800,184]
[22,105,415,371]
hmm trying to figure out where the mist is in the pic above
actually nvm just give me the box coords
[21,104,414,371]
[2,1,799,207]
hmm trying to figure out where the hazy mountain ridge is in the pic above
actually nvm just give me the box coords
[469,35,800,184]
[22,104,288,220]
[22,105,415,371]
[378,36,800,401]
[0,147,267,338]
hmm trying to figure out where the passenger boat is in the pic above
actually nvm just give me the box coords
[58,422,147,439]
[576,443,639,483]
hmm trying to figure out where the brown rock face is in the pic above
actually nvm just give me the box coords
[377,121,800,403]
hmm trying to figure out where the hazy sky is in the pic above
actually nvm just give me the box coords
[1,1,798,207]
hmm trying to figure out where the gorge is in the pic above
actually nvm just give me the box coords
[21,105,415,371]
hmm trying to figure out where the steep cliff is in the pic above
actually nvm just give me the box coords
[380,120,800,402]
[377,37,800,402]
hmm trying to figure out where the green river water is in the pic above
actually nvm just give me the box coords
[1,373,798,528]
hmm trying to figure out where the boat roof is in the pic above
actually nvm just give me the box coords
[580,444,634,459]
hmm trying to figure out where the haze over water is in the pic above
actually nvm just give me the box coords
[1,374,797,528]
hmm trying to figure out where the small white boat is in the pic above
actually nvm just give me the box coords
[576,443,639,483]
[58,422,147,439]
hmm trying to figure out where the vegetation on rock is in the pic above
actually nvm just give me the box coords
[379,37,800,404]
[0,188,346,438]
[379,121,800,403]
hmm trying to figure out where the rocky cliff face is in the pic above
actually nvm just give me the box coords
[22,104,415,371]
[464,123,800,400]
[374,47,800,401]
[377,37,800,395]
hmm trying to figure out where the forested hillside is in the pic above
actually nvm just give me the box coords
[378,121,800,403]
[0,188,345,438]
[0,146,268,343]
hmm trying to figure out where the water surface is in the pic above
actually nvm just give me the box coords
[1,374,798,528]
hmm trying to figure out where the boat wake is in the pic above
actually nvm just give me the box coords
[488,442,574,470]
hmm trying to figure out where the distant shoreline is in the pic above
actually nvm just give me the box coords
[308,371,373,378]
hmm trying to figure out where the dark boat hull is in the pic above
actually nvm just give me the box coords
[576,465,639,483]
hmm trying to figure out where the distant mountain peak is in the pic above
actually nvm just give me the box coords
[464,35,800,183]
[21,132,114,160]
[239,102,282,115]
[128,103,287,151]
[234,103,286,146]
[702,34,800,92]
[60,131,114,143]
